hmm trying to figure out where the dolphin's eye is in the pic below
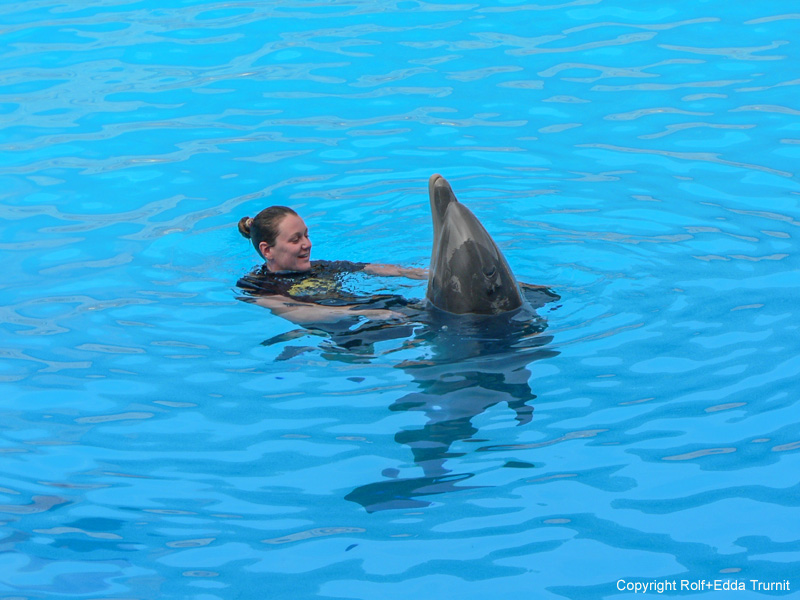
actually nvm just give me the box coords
[484,266,496,278]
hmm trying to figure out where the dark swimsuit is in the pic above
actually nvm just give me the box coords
[236,259,421,313]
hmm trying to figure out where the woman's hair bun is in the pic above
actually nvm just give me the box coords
[238,216,253,239]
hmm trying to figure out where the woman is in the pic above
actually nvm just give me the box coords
[237,206,427,323]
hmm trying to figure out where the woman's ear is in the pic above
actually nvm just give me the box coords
[259,241,271,260]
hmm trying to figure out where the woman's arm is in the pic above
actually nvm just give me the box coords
[252,294,405,324]
[363,263,428,280]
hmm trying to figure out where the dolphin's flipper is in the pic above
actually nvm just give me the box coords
[519,282,561,310]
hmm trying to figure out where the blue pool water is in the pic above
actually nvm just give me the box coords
[1,1,799,598]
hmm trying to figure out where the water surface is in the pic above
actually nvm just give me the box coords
[1,1,798,598]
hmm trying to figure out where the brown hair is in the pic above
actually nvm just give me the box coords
[238,206,298,256]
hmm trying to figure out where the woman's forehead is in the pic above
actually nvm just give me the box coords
[279,214,307,235]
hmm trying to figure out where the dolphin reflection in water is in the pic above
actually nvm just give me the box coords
[256,175,561,511]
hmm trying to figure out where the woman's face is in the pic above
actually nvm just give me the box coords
[260,214,312,272]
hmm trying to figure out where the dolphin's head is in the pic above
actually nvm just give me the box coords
[426,174,523,316]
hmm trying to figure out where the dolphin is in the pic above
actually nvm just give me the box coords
[427,174,524,316]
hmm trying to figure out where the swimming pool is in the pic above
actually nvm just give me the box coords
[1,1,798,598]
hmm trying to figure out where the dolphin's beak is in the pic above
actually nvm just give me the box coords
[429,173,457,238]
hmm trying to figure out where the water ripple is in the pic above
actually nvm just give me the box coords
[577,142,794,178]
[660,41,789,61]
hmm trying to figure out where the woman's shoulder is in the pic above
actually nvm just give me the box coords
[236,264,294,295]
